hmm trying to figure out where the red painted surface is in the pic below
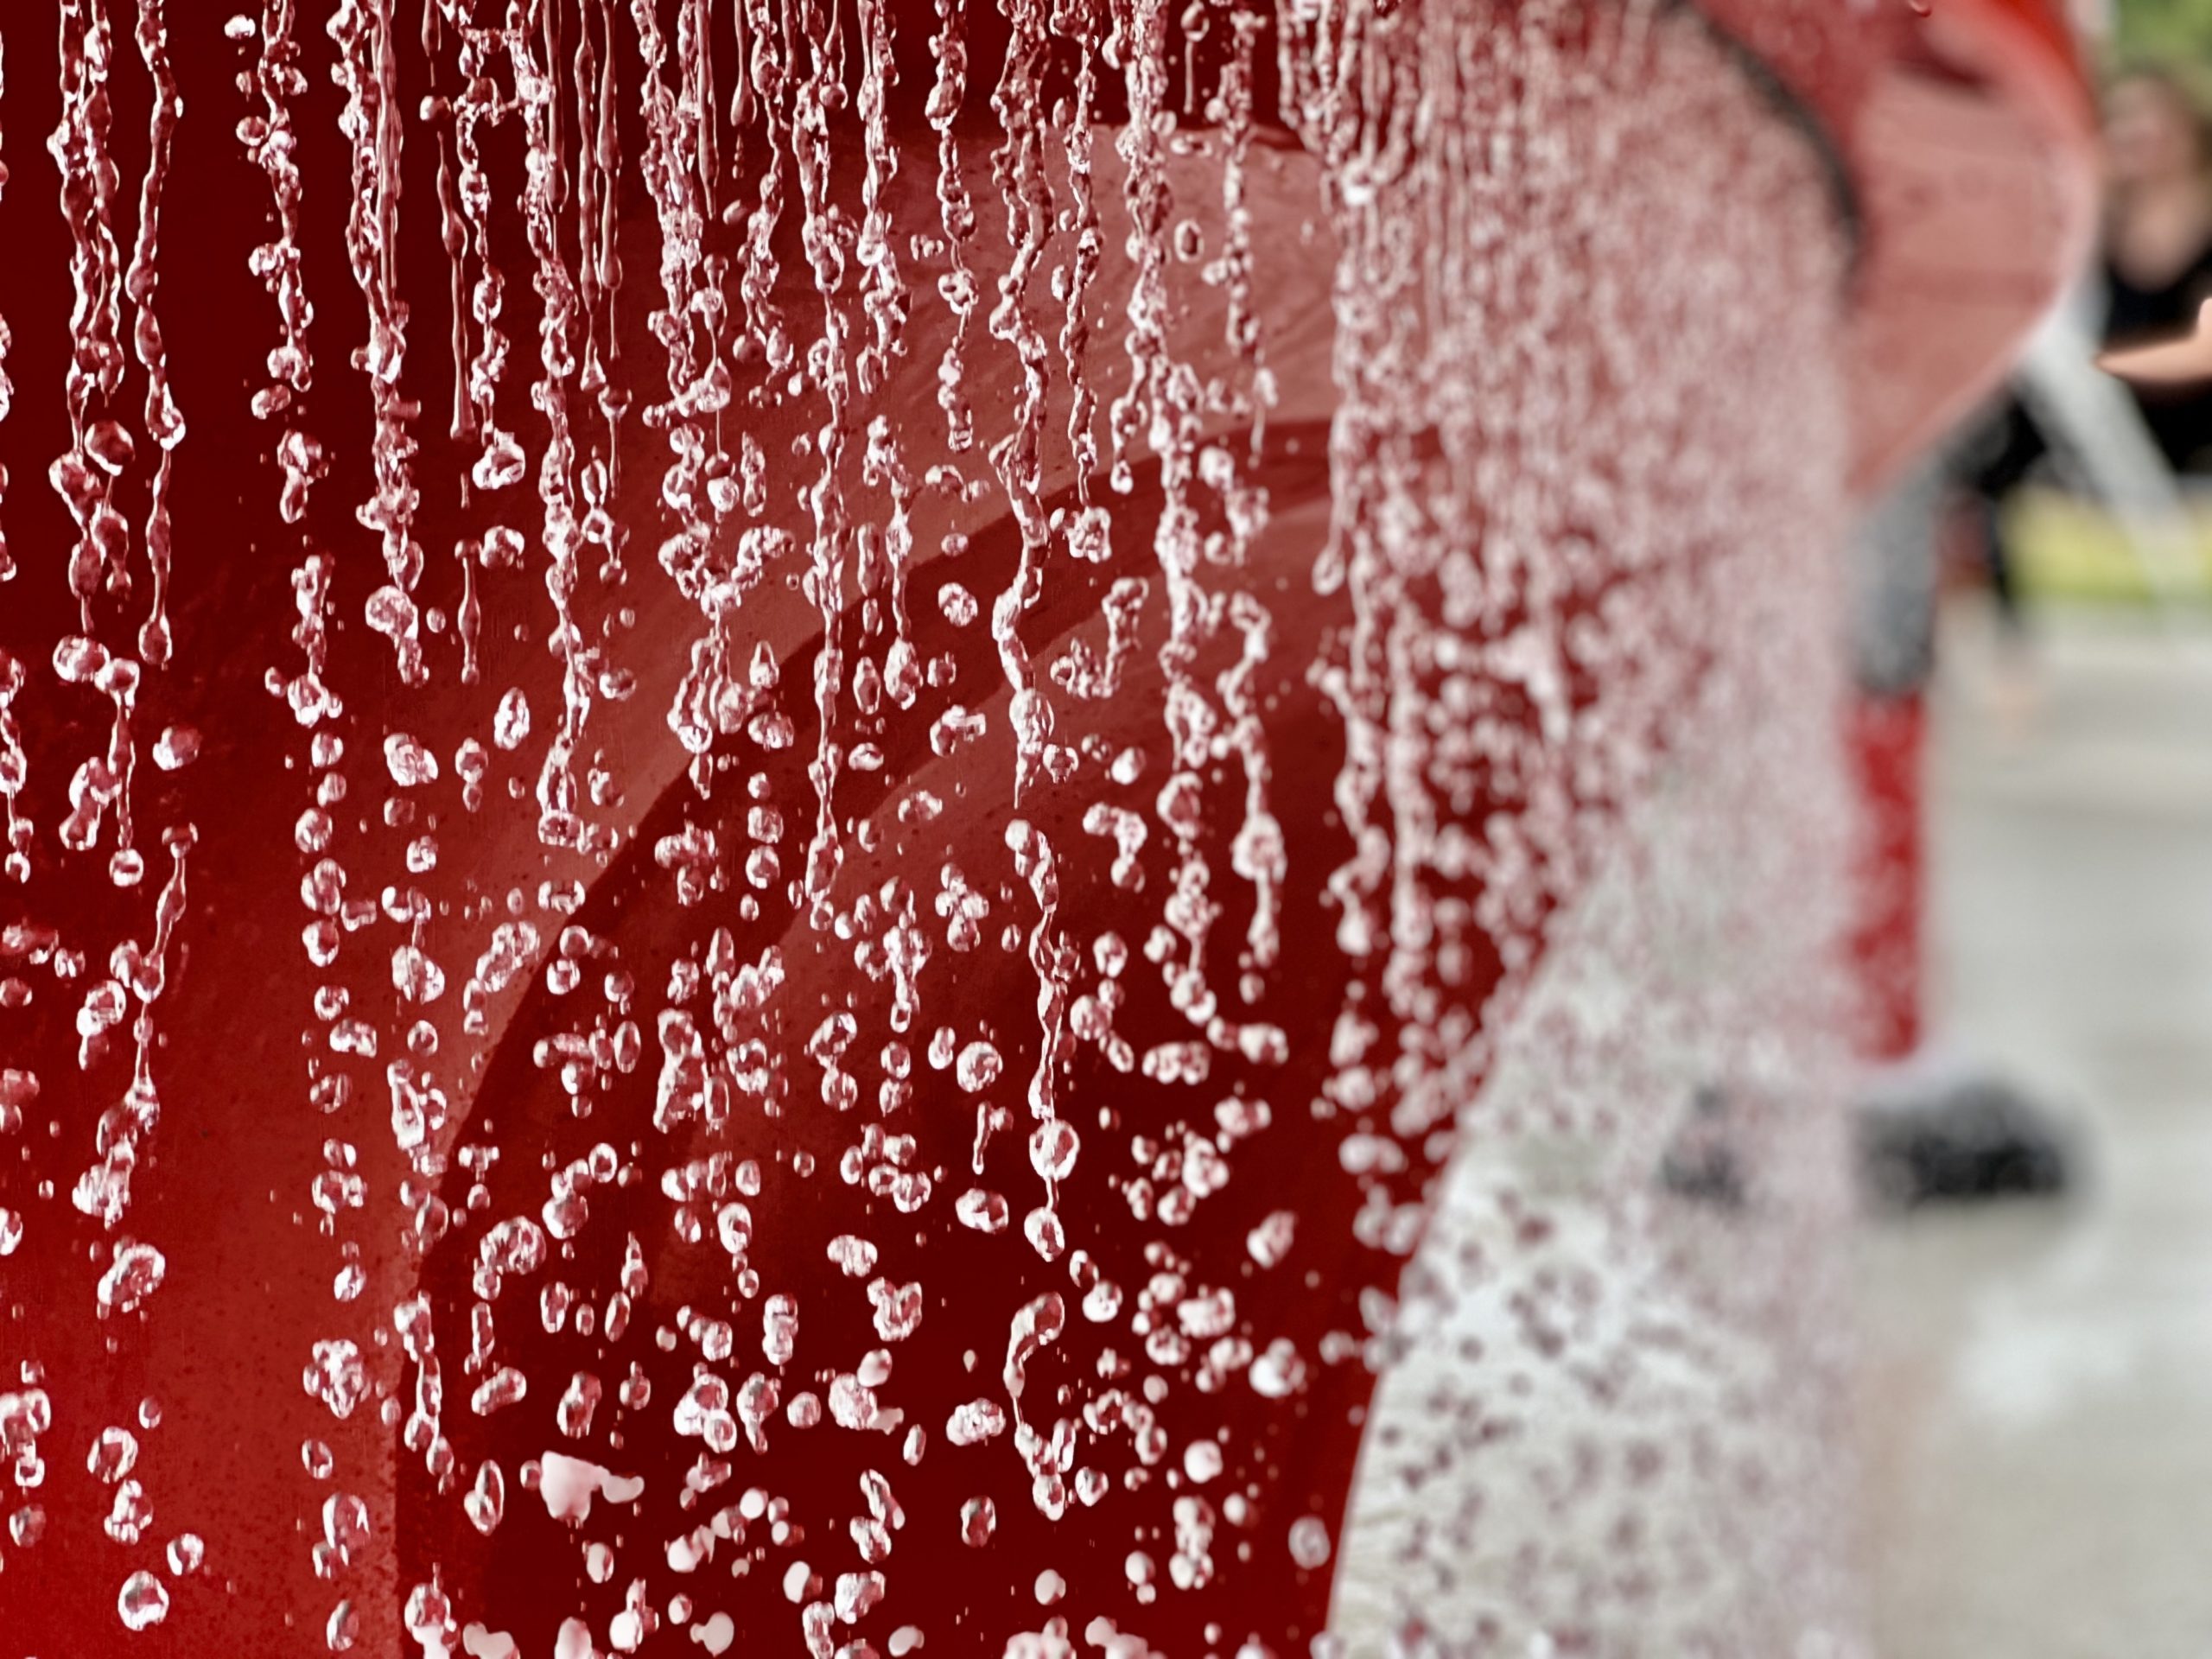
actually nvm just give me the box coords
[1703,0,2098,490]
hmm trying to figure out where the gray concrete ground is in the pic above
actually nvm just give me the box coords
[1857,607,2212,1659]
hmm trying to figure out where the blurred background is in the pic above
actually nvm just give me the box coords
[1853,3,2212,1655]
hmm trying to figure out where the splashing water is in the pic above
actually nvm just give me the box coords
[0,0,1875,1653]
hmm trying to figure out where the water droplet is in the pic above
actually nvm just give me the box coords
[117,1570,169,1630]
[382,733,438,787]
[151,726,200,770]
[493,689,531,751]
[955,1041,1002,1092]
[1028,1120,1080,1183]
[1287,1515,1332,1569]
[87,1426,138,1483]
[326,1599,359,1652]
[302,1340,368,1420]
[97,1243,166,1314]
[960,1497,996,1548]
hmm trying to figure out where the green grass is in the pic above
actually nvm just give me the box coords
[2115,0,2212,67]
[2007,486,2212,605]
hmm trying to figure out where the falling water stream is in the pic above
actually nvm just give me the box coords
[0,0,1866,1654]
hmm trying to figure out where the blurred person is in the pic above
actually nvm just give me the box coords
[2102,62,2212,408]
[1950,61,2212,634]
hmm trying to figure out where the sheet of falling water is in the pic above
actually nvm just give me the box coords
[0,0,1864,1653]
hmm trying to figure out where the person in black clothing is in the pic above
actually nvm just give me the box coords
[1954,64,2212,620]
[2103,67,2212,461]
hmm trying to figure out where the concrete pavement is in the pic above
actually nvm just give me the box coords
[1857,607,2212,1659]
